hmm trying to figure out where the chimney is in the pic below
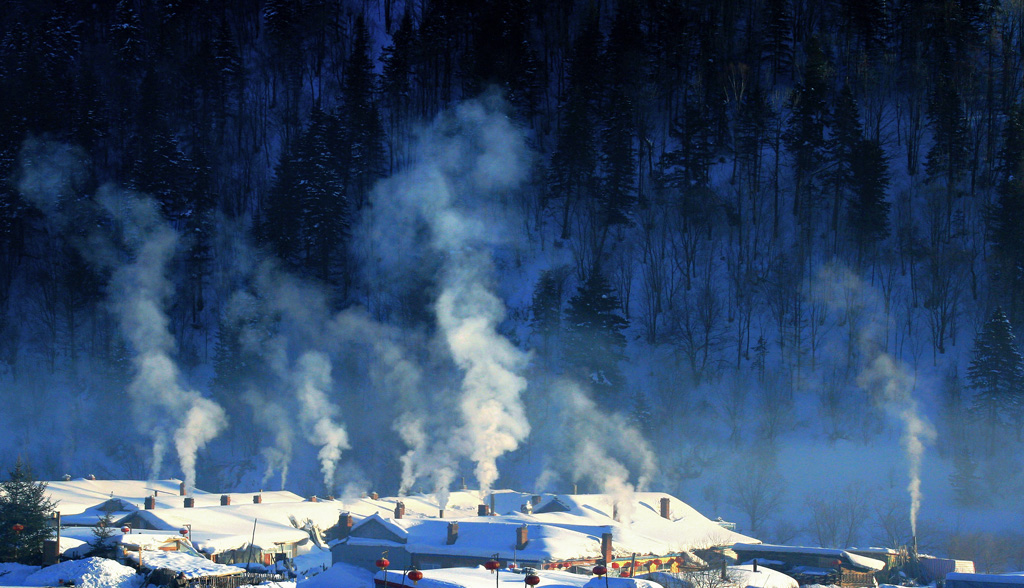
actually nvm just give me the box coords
[439,509,445,518]
[531,495,542,506]
[179,482,187,496]
[184,497,194,508]
[145,496,156,510]
[371,492,379,500]
[613,503,619,521]
[516,525,529,550]
[446,522,459,545]
[253,494,262,504]
[310,495,318,503]
[601,532,613,565]
[338,513,353,538]
[477,504,489,517]
[220,495,231,506]
[660,497,671,519]
[394,501,405,519]
[490,494,496,515]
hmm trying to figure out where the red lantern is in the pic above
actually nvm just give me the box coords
[11,524,23,533]
[408,570,424,583]
[593,565,607,577]
[621,571,631,578]
[525,574,541,586]
[653,559,662,566]
[611,562,619,569]
[485,560,501,572]
[375,558,390,569]
[508,563,516,569]
[179,527,189,536]
[121,526,131,534]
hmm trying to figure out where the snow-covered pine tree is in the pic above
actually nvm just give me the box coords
[967,307,1024,453]
[0,459,57,564]
[563,267,628,405]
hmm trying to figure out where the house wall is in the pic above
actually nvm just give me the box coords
[352,520,408,543]
[332,543,412,571]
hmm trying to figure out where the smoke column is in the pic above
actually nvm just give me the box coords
[15,141,227,492]
[97,188,228,491]
[360,96,532,497]
[294,351,349,490]
[537,381,657,523]
[817,265,936,538]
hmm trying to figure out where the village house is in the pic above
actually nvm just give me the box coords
[331,491,756,576]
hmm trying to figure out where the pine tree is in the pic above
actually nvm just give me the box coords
[925,74,969,234]
[530,268,568,368]
[847,138,891,262]
[0,460,57,564]
[967,307,1024,453]
[548,12,603,240]
[784,36,831,227]
[563,268,629,405]
[342,14,386,211]
[90,511,117,557]
[987,179,1024,319]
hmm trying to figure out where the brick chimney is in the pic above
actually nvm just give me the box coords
[145,496,156,510]
[220,495,231,506]
[446,522,459,545]
[660,497,671,519]
[253,494,262,504]
[516,525,529,550]
[310,495,318,503]
[184,497,194,508]
[337,513,353,538]
[179,482,187,496]
[394,501,405,519]
[601,532,613,564]
[370,492,379,500]
[477,504,489,516]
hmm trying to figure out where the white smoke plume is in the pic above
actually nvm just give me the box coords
[816,264,936,539]
[360,95,532,497]
[294,351,349,490]
[537,381,657,523]
[16,141,227,493]
[97,189,228,491]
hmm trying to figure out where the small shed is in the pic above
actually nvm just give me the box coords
[732,543,885,588]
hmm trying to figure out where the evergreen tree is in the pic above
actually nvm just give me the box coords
[0,460,57,564]
[925,74,969,232]
[530,268,568,367]
[342,14,386,211]
[988,179,1024,320]
[967,307,1024,453]
[847,138,891,262]
[828,85,863,246]
[784,36,831,227]
[548,12,603,240]
[563,268,629,405]
[90,511,117,557]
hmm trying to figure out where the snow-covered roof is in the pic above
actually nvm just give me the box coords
[341,491,755,563]
[19,557,140,588]
[373,565,661,588]
[732,543,885,572]
[44,479,200,515]
[123,549,245,578]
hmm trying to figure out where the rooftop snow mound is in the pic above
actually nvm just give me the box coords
[22,556,142,588]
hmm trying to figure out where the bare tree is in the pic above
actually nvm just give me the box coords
[805,484,872,548]
[728,459,786,536]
